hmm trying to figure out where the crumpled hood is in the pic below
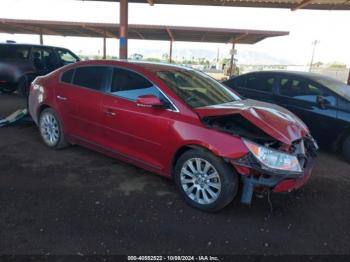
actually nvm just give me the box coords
[195,99,309,145]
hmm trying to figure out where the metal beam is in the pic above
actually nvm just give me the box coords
[169,40,173,63]
[291,0,314,11]
[103,32,107,59]
[82,25,116,38]
[229,42,236,77]
[12,23,60,36]
[166,28,175,41]
[130,28,145,39]
[228,33,248,44]
[39,28,43,45]
[119,0,128,59]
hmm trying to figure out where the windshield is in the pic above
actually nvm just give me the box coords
[314,76,350,101]
[0,45,30,60]
[156,68,241,108]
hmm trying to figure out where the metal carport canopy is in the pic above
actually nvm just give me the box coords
[0,18,288,44]
[82,0,350,10]
[0,18,288,75]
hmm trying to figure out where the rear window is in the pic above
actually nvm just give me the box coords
[61,69,74,84]
[0,45,30,59]
[72,66,107,91]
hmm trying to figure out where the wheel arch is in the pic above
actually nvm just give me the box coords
[170,144,217,177]
[36,104,51,122]
[333,125,350,152]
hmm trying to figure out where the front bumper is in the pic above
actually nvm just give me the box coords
[231,147,316,205]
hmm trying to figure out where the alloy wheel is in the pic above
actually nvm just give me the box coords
[180,158,221,205]
[40,112,60,146]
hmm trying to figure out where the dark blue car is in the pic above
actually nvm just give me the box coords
[223,71,350,162]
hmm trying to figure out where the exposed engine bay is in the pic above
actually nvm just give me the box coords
[202,114,276,143]
[202,113,318,170]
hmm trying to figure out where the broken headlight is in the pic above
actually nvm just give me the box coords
[242,139,302,173]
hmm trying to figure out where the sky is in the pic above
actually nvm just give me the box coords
[0,0,350,66]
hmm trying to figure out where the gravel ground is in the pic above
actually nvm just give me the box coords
[0,93,349,256]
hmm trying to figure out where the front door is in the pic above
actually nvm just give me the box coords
[100,67,173,170]
[275,75,338,147]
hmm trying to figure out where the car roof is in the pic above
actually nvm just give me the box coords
[130,60,194,72]
[235,70,334,81]
[0,43,69,50]
[70,59,194,73]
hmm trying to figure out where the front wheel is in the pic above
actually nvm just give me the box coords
[174,149,238,212]
[342,135,350,163]
[39,108,68,149]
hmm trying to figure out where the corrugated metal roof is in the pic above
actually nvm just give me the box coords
[81,0,350,10]
[0,18,289,44]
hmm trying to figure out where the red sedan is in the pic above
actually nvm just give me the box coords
[28,60,318,211]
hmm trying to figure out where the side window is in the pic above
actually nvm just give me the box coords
[57,49,78,64]
[279,77,336,105]
[0,45,30,59]
[61,69,74,84]
[245,74,274,93]
[31,47,45,70]
[110,68,161,101]
[73,66,108,91]
[42,48,57,71]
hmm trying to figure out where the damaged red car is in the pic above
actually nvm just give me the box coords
[28,60,318,211]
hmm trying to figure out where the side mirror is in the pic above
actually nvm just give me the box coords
[136,95,164,108]
[316,95,330,110]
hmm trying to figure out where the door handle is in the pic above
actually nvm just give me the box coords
[57,95,67,101]
[103,109,116,117]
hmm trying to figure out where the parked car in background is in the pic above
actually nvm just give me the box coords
[0,43,79,95]
[28,61,318,211]
[223,71,350,162]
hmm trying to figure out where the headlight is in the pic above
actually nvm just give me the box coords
[242,139,302,173]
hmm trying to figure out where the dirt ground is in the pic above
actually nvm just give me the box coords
[0,93,349,256]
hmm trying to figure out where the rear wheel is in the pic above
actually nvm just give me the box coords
[0,84,17,94]
[174,149,238,212]
[342,134,350,163]
[39,108,68,149]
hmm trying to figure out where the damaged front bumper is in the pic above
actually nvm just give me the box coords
[230,138,317,205]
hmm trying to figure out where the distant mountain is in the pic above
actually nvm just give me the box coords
[131,47,293,65]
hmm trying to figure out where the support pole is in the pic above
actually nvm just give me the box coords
[39,28,43,45]
[309,40,319,72]
[229,42,236,77]
[103,32,106,59]
[119,0,128,59]
[347,69,350,85]
[169,40,173,63]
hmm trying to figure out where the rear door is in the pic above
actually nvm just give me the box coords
[100,67,173,170]
[56,65,110,145]
[275,74,338,145]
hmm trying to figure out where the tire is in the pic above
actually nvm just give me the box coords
[342,135,350,163]
[174,149,238,212]
[39,108,68,149]
[0,84,17,94]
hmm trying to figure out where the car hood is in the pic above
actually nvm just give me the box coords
[194,99,309,145]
